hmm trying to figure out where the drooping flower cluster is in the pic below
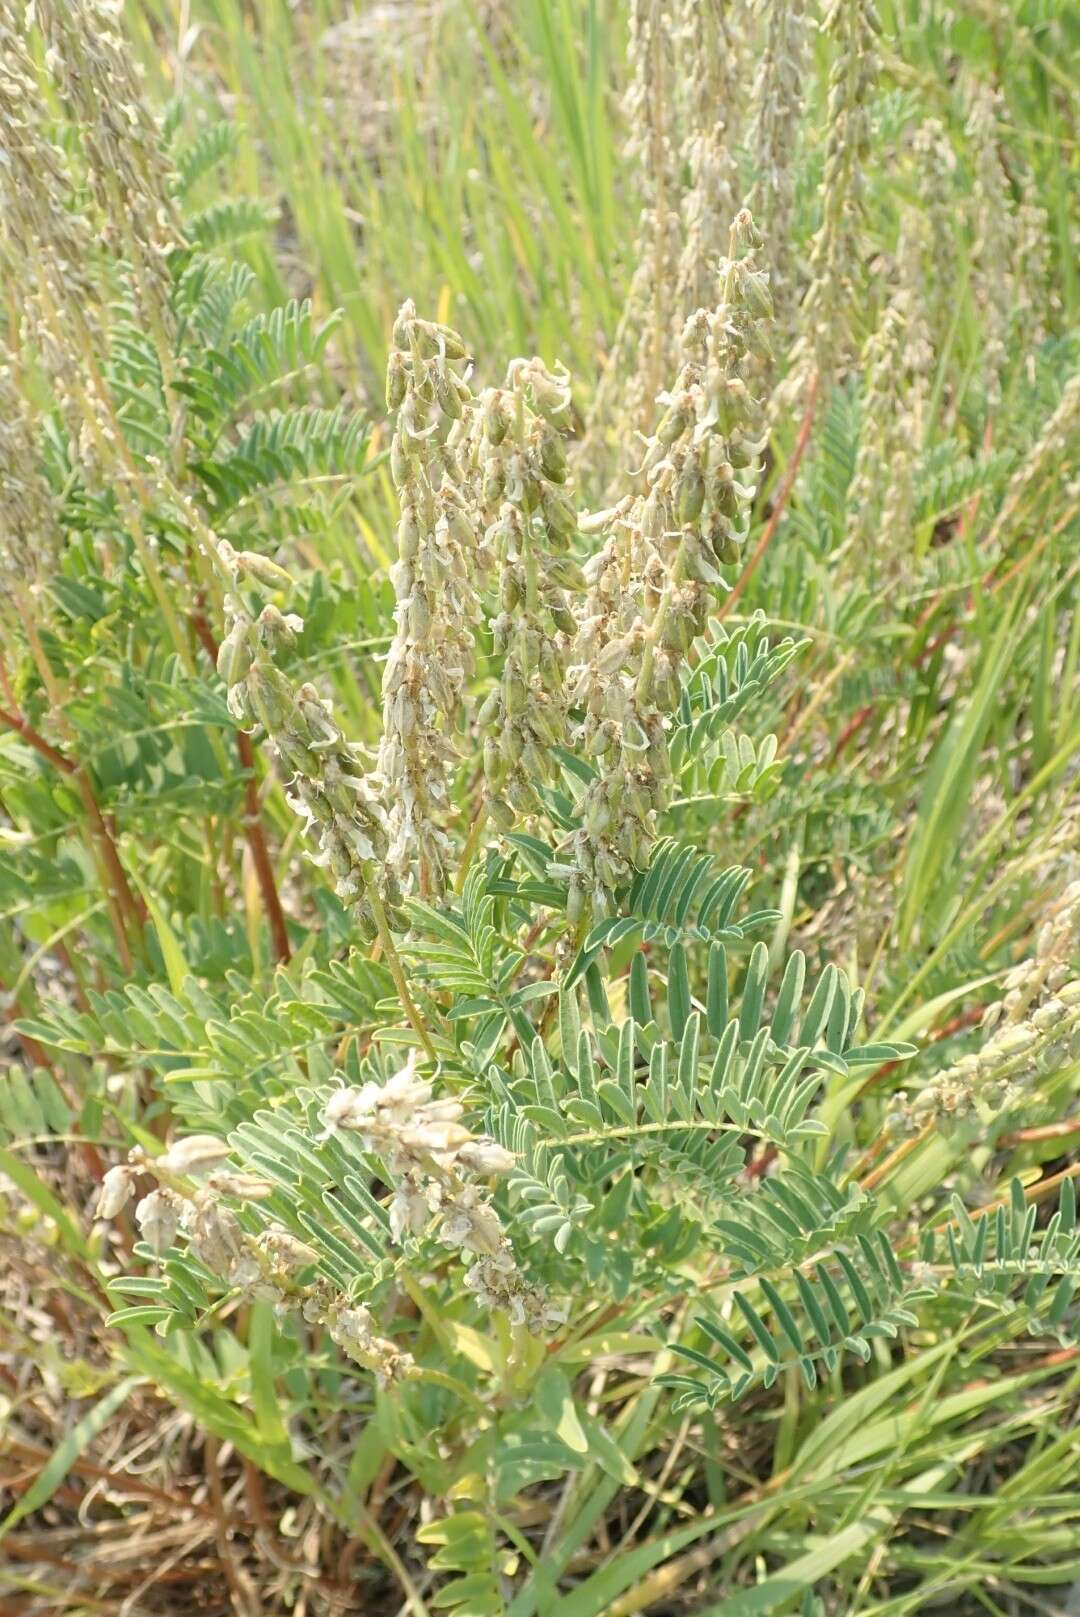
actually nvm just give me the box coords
[95,1132,413,1386]
[469,358,582,830]
[213,541,394,935]
[561,212,771,922]
[323,1058,564,1332]
[379,301,483,896]
[890,877,1080,1135]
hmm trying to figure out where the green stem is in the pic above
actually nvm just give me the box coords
[368,891,437,1060]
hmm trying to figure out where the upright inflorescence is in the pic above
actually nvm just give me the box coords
[966,84,1015,411]
[890,877,1080,1135]
[845,215,934,574]
[0,350,61,604]
[470,358,581,831]
[784,0,880,405]
[323,1057,564,1332]
[0,9,103,450]
[31,0,183,339]
[94,1135,413,1386]
[213,542,395,935]
[580,0,680,480]
[622,0,681,429]
[379,301,483,897]
[988,371,1080,547]
[562,212,771,923]
[744,0,810,349]
[673,0,741,321]
[1011,171,1055,363]
[908,119,959,348]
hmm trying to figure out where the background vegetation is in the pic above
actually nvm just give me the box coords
[0,0,1078,1613]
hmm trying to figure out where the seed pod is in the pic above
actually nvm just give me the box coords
[540,432,568,483]
[236,551,295,590]
[657,402,692,446]
[390,439,413,485]
[435,369,462,420]
[710,522,742,565]
[501,570,521,610]
[248,666,293,734]
[484,393,509,445]
[742,270,773,319]
[710,475,740,519]
[433,324,468,360]
[397,509,420,560]
[476,689,501,729]
[216,626,252,687]
[386,351,407,410]
[489,797,516,831]
[540,485,577,542]
[504,670,528,718]
[483,736,507,786]
[677,468,706,524]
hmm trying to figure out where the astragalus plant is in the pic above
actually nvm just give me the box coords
[2,0,1080,1613]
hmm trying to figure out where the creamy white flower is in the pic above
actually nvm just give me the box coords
[456,1139,517,1176]
[157,1135,232,1178]
[134,1189,178,1254]
[96,1163,135,1219]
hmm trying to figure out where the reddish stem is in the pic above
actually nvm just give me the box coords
[0,702,142,969]
[0,703,72,774]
